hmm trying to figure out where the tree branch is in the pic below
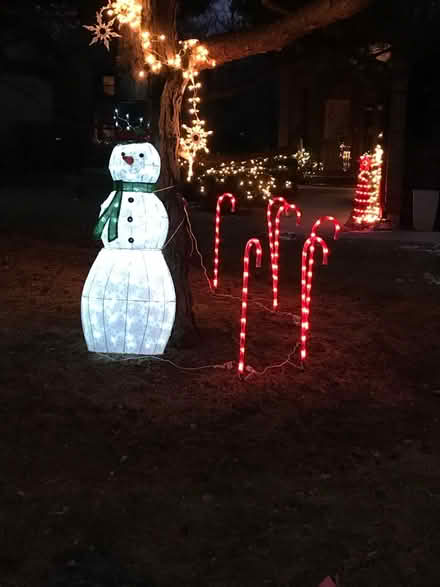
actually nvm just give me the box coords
[205,70,276,102]
[261,0,293,16]
[203,0,373,68]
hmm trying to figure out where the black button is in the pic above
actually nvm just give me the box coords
[128,237,134,243]
[128,197,134,203]
[127,216,133,222]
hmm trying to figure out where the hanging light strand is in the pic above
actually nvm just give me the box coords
[84,4,216,179]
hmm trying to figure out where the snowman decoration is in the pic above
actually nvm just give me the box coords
[81,142,176,354]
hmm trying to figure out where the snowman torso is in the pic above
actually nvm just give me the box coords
[100,190,169,250]
[81,142,176,355]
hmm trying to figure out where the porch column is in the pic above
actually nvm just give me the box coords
[384,55,409,226]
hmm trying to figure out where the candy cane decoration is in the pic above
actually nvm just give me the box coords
[213,193,236,289]
[311,215,341,240]
[267,198,301,309]
[273,203,301,309]
[300,235,329,362]
[267,197,287,264]
[238,238,263,375]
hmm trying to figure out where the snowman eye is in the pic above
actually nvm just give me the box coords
[121,152,125,156]
[139,153,144,158]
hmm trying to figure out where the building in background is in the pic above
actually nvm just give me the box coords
[277,49,385,178]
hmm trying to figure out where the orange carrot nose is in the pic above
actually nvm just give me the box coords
[122,155,134,165]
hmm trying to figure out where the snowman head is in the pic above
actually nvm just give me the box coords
[109,142,161,183]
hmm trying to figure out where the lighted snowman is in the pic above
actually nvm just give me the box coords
[81,142,176,354]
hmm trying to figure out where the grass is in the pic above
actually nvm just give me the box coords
[1,180,440,586]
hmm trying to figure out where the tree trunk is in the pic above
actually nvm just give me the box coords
[158,71,197,347]
[161,186,198,348]
[139,0,197,347]
[158,72,187,188]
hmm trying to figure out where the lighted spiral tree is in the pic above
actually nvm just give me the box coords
[349,145,384,228]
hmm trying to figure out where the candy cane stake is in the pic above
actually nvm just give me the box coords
[300,235,329,362]
[238,238,263,375]
[311,215,341,240]
[273,203,301,309]
[267,197,288,264]
[267,198,302,310]
[213,193,236,289]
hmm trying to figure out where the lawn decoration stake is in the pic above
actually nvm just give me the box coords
[300,235,329,362]
[238,238,262,375]
[267,198,301,309]
[213,193,236,289]
[311,216,341,240]
[273,202,301,309]
[81,142,176,355]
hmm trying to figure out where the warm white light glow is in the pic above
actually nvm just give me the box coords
[82,250,175,354]
[84,5,216,178]
[81,142,176,355]
[195,152,323,203]
[352,144,383,227]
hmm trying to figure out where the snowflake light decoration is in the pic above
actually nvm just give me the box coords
[180,119,212,181]
[84,10,121,50]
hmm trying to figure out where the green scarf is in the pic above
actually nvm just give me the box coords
[93,180,156,242]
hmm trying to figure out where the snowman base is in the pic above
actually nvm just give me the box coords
[81,249,176,355]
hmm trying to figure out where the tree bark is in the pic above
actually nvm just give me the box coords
[158,72,187,188]
[157,71,197,347]
[204,0,373,68]
[161,188,198,348]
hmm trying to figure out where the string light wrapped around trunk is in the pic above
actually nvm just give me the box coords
[267,198,301,310]
[213,193,236,289]
[238,238,262,375]
[84,5,216,180]
[300,235,329,362]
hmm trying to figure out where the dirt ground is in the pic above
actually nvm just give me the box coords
[1,177,440,586]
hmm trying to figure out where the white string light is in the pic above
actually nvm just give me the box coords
[84,4,216,180]
[196,152,323,203]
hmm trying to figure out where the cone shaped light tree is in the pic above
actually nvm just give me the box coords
[86,0,373,347]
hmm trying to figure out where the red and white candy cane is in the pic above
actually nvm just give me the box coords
[238,238,263,375]
[300,235,329,362]
[267,198,302,309]
[311,215,341,240]
[213,193,236,289]
[272,202,301,309]
[267,197,287,264]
